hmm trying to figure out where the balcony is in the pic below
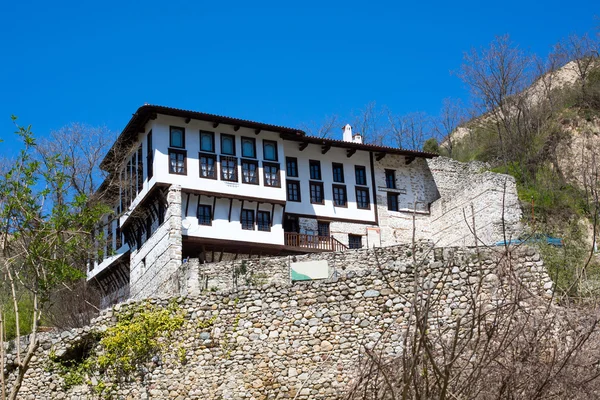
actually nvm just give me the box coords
[284,232,348,253]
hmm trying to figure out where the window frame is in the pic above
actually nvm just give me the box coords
[387,192,399,211]
[332,184,348,207]
[147,130,153,180]
[317,221,330,237]
[355,187,371,210]
[286,157,298,177]
[220,155,238,182]
[309,181,324,204]
[355,165,367,186]
[200,130,215,153]
[168,149,187,175]
[286,180,301,202]
[385,169,396,189]
[199,152,217,180]
[241,209,255,230]
[220,133,236,156]
[332,163,345,183]
[241,159,259,185]
[262,140,278,161]
[197,204,212,226]
[241,136,257,159]
[309,160,321,180]
[263,162,281,188]
[169,126,185,149]
[257,210,271,232]
[348,234,363,249]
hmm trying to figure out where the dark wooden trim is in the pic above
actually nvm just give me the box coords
[212,196,217,215]
[405,155,416,165]
[298,142,309,151]
[355,186,371,210]
[240,200,245,223]
[346,148,356,158]
[286,179,301,202]
[370,152,379,225]
[375,152,386,161]
[309,181,325,205]
[184,192,190,217]
[321,144,331,154]
[228,198,233,222]
[332,162,345,183]
[309,159,321,180]
[255,202,260,229]
[234,125,240,132]
[168,148,187,175]
[184,117,191,124]
[284,212,376,226]
[181,188,285,205]
[219,155,238,182]
[254,129,261,135]
[270,203,275,227]
[285,157,299,177]
[212,122,219,128]
[241,158,260,185]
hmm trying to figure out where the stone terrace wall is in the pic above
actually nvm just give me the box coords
[5,246,553,400]
[426,157,523,247]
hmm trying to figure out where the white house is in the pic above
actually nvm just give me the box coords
[88,105,522,305]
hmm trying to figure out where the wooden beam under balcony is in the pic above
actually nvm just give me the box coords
[321,144,331,154]
[375,152,386,161]
[405,155,416,165]
[213,122,219,128]
[346,148,356,158]
[299,142,309,151]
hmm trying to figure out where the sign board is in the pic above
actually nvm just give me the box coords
[291,260,329,281]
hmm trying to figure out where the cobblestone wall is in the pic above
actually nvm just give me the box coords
[4,245,553,399]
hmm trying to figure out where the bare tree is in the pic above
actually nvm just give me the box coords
[388,111,431,151]
[433,98,467,156]
[554,33,599,105]
[299,114,340,139]
[351,102,387,145]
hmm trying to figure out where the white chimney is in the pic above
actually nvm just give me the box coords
[353,133,363,144]
[342,124,353,142]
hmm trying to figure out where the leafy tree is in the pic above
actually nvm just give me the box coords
[0,118,107,400]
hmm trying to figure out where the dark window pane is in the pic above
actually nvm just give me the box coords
[332,163,344,183]
[170,127,185,148]
[286,157,298,177]
[197,205,212,226]
[309,160,321,180]
[355,166,366,186]
[221,134,235,155]
[257,211,270,232]
[310,182,323,204]
[242,160,258,184]
[333,185,347,207]
[241,209,254,230]
[385,169,396,189]
[348,234,362,249]
[264,163,280,187]
[263,140,278,161]
[318,221,330,237]
[387,192,399,211]
[356,188,370,209]
[200,153,216,178]
[287,180,301,202]
[242,137,256,158]
[200,131,214,152]
[147,130,153,179]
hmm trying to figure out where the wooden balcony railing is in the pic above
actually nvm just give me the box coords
[284,232,348,252]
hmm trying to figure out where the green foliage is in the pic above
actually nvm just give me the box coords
[96,301,185,377]
[422,138,440,154]
[0,293,34,340]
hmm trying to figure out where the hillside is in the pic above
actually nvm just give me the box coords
[441,57,600,297]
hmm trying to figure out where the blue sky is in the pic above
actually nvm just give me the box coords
[0,0,597,154]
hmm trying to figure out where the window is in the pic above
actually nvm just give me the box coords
[221,134,236,155]
[332,185,347,207]
[200,131,215,152]
[356,187,370,209]
[287,180,301,202]
[310,181,324,204]
[147,130,153,179]
[170,126,185,148]
[385,169,396,189]
[264,162,280,187]
[169,149,187,175]
[309,160,321,180]
[263,140,278,161]
[348,234,363,249]
[242,159,259,184]
[137,145,143,193]
[241,137,256,158]
[332,163,344,183]
[355,165,366,186]
[199,153,217,179]
[220,156,237,181]
[387,192,399,211]
[241,209,254,230]
[318,221,330,237]
[286,157,298,177]
[197,205,212,226]
[257,211,270,232]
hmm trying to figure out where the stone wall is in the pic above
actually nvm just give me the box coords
[4,245,552,399]
[129,185,183,299]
